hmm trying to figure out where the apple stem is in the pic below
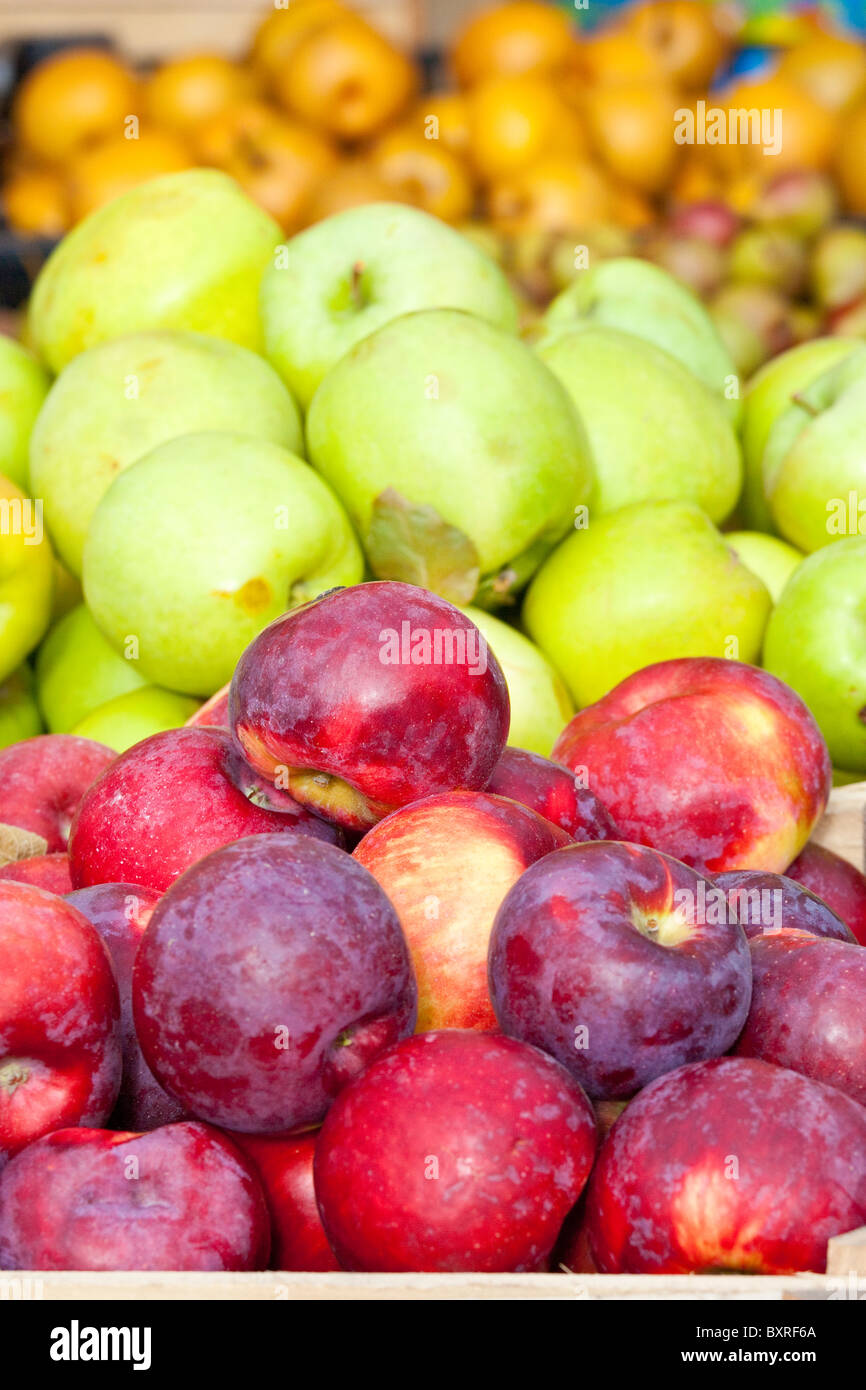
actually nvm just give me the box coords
[791,392,820,417]
[350,261,366,311]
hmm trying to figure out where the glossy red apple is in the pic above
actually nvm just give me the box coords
[314,1030,597,1273]
[554,658,832,875]
[65,882,184,1130]
[714,868,854,941]
[0,882,121,1165]
[0,734,115,851]
[0,1122,270,1270]
[488,840,752,1099]
[486,746,620,840]
[133,834,417,1132]
[230,582,510,831]
[354,790,569,1030]
[586,1057,866,1274]
[0,852,73,894]
[228,1130,340,1271]
[786,842,866,947]
[734,929,866,1105]
[68,724,341,893]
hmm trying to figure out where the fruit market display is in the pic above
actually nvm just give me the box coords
[0,1,864,1289]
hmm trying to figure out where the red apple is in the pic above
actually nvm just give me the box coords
[669,199,741,247]
[489,840,752,1099]
[0,734,115,851]
[734,929,866,1106]
[314,1030,597,1273]
[228,1130,340,1272]
[185,683,230,729]
[553,658,832,875]
[0,1122,270,1270]
[785,842,866,947]
[68,724,342,893]
[714,869,854,941]
[230,582,510,832]
[65,882,185,1130]
[354,789,569,1030]
[586,1057,866,1274]
[133,834,417,1132]
[0,882,121,1165]
[486,746,620,841]
[0,852,73,894]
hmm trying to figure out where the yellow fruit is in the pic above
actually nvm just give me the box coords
[13,48,139,164]
[453,1,577,87]
[468,73,587,182]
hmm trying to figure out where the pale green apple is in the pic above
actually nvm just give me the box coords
[542,257,740,422]
[70,686,201,753]
[762,347,866,553]
[83,432,363,695]
[0,666,42,748]
[763,537,866,772]
[462,606,574,757]
[739,336,860,532]
[0,338,49,491]
[36,603,147,733]
[0,473,54,683]
[261,202,520,410]
[523,501,771,707]
[724,531,804,603]
[536,324,742,523]
[30,331,304,575]
[306,308,593,606]
[28,170,282,374]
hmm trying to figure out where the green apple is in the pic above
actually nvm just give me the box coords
[763,537,866,772]
[462,606,573,757]
[83,432,363,695]
[306,308,593,606]
[740,336,860,532]
[70,686,201,753]
[28,170,282,374]
[542,257,740,422]
[536,324,742,523]
[260,202,520,410]
[762,346,866,552]
[523,500,771,707]
[0,473,54,683]
[724,531,804,602]
[0,666,42,749]
[36,603,147,733]
[0,338,49,491]
[30,330,304,575]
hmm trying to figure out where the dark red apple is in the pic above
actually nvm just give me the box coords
[230,582,510,831]
[734,929,866,1105]
[488,840,752,1099]
[0,1122,270,1270]
[0,882,121,1164]
[314,1030,596,1273]
[485,746,620,841]
[586,1057,866,1274]
[68,725,341,893]
[714,869,855,941]
[133,834,417,1133]
[228,1130,340,1272]
[786,842,866,947]
[0,734,115,851]
[0,852,73,894]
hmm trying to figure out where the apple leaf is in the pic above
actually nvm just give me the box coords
[365,489,480,605]
[0,823,48,866]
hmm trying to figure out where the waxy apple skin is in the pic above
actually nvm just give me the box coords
[354,790,570,1031]
[314,1030,597,1273]
[0,883,121,1165]
[68,725,341,893]
[228,1130,340,1272]
[486,746,620,841]
[133,834,417,1133]
[489,840,752,1099]
[66,882,184,1131]
[0,734,115,851]
[786,842,866,946]
[231,582,510,831]
[553,657,832,875]
[714,869,855,942]
[734,930,866,1106]
[0,853,73,895]
[586,1057,866,1274]
[0,1123,271,1271]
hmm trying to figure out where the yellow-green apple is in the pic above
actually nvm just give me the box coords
[0,473,54,684]
[28,170,282,373]
[36,603,146,733]
[727,227,808,296]
[0,666,42,749]
[811,224,866,310]
[536,324,742,522]
[486,746,620,841]
[552,657,832,874]
[0,337,48,491]
[523,501,771,706]
[786,842,866,946]
[709,283,795,377]
[83,432,363,695]
[305,308,593,605]
[723,530,803,602]
[462,606,573,756]
[763,537,866,772]
[260,201,519,410]
[354,790,570,1031]
[70,687,201,752]
[30,331,305,576]
[752,170,836,239]
[0,733,115,851]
